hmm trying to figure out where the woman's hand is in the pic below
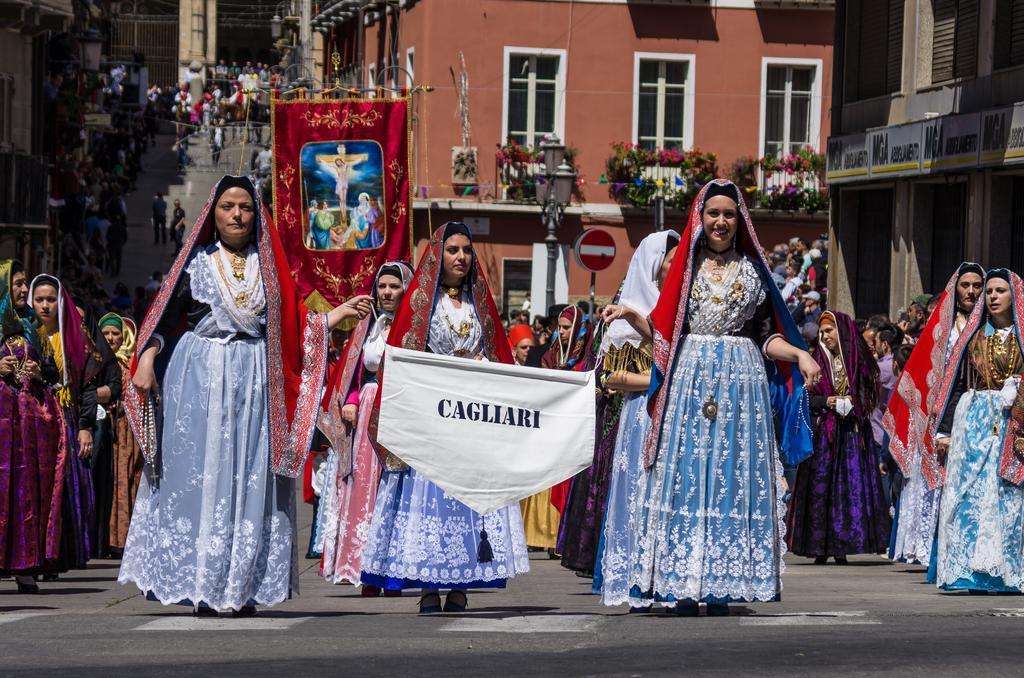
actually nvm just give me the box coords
[327,294,374,330]
[600,305,652,342]
[23,360,41,382]
[797,350,821,387]
[826,396,837,410]
[935,438,950,465]
[0,355,16,377]
[78,429,94,460]
[601,304,625,324]
[341,403,357,425]
[132,362,157,397]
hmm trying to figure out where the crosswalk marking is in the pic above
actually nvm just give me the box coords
[740,611,880,626]
[135,615,308,631]
[442,614,599,634]
[0,612,56,626]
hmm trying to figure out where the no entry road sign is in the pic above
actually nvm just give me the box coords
[573,228,616,273]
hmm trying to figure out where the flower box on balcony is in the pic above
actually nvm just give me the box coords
[604,142,717,210]
[730,147,829,214]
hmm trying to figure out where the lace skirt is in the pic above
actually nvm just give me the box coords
[937,390,1024,592]
[628,334,786,606]
[598,390,650,606]
[118,331,297,611]
[893,470,940,566]
[319,382,382,585]
[360,467,530,591]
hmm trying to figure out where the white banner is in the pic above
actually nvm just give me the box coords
[377,345,596,514]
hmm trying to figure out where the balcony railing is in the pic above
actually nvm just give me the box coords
[0,153,49,225]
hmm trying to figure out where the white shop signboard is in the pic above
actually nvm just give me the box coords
[825,132,870,184]
[922,112,981,173]
[980,103,1024,167]
[868,122,923,178]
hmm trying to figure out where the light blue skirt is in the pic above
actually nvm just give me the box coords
[937,390,1024,592]
[360,468,530,590]
[597,390,650,606]
[628,334,785,606]
[118,331,297,611]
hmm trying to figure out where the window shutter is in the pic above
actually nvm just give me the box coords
[932,0,956,83]
[953,0,978,78]
[996,0,1024,69]
[886,0,904,93]
[859,1,887,98]
[844,0,863,103]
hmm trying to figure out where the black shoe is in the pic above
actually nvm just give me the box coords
[16,578,39,594]
[418,592,442,615]
[814,556,828,565]
[834,556,849,565]
[232,605,257,618]
[443,590,468,613]
[706,603,730,617]
[41,574,59,582]
[967,589,989,596]
[667,600,699,617]
[628,605,653,614]
[193,604,218,618]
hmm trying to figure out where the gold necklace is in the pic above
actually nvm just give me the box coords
[213,247,260,308]
[442,298,474,338]
[445,286,461,300]
[222,242,248,281]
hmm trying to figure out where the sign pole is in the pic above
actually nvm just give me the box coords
[589,271,596,320]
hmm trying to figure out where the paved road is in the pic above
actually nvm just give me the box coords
[3,492,1022,677]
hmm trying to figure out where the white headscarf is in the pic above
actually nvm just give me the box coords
[600,229,679,355]
[362,260,414,373]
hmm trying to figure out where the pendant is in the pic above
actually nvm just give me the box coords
[446,286,460,299]
[236,291,248,306]
[457,320,472,337]
[702,395,719,421]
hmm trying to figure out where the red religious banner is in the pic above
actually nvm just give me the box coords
[271,97,413,310]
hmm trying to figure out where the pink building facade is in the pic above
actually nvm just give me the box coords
[319,0,834,313]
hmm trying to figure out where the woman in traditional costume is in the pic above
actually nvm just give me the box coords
[787,311,890,564]
[602,179,818,616]
[929,269,1024,593]
[30,274,109,571]
[596,230,678,607]
[554,307,626,578]
[361,221,530,614]
[97,313,144,554]
[0,261,63,592]
[117,175,371,615]
[319,260,413,589]
[884,263,984,567]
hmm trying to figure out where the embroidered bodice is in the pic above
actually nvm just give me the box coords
[427,292,482,358]
[687,254,766,337]
[187,243,266,342]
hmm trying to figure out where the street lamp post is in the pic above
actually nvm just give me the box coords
[537,135,575,314]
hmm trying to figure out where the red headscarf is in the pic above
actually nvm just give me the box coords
[124,175,329,478]
[883,262,983,487]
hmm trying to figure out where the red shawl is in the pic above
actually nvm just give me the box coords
[643,179,812,469]
[882,264,978,486]
[929,269,1024,488]
[368,223,512,460]
[124,175,329,478]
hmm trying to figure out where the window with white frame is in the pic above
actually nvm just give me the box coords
[636,58,691,150]
[763,64,816,158]
[367,62,376,96]
[405,48,415,88]
[505,51,562,147]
